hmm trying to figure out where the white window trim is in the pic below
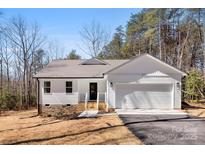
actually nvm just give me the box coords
[66,81,73,94]
[44,81,51,94]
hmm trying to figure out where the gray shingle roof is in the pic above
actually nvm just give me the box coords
[33,59,128,78]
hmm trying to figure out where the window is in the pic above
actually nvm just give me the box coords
[44,81,51,94]
[66,81,72,93]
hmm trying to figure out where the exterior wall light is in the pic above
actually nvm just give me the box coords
[110,82,113,87]
[176,82,180,90]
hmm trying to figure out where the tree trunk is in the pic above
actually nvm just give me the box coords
[158,10,162,60]
[0,59,2,104]
[23,58,27,109]
[6,63,10,93]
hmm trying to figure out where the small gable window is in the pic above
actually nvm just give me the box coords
[44,81,51,94]
[66,81,72,93]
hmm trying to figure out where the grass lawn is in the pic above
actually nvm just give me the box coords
[0,109,142,145]
[183,102,205,118]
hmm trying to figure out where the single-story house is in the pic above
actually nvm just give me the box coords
[34,54,186,112]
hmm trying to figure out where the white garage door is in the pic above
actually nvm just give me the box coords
[115,84,173,109]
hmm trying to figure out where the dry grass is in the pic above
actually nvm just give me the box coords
[0,109,142,145]
[183,102,205,118]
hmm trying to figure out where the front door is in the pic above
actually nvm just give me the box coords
[89,82,97,100]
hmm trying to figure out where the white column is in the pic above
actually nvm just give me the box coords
[105,92,109,112]
[172,83,175,109]
[85,92,88,111]
[77,79,80,102]
[106,80,109,112]
[96,92,99,110]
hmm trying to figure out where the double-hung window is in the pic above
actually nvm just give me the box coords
[44,81,51,94]
[66,81,72,93]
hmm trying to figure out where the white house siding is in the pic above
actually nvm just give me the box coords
[39,78,106,105]
[39,79,79,105]
[78,79,106,101]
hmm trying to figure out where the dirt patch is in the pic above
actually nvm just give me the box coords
[0,109,142,145]
[182,101,205,118]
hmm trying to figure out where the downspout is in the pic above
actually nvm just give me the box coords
[37,78,42,115]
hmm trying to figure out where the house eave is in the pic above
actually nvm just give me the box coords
[33,76,105,79]
[103,53,187,76]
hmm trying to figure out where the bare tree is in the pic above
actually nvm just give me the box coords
[0,59,2,101]
[46,40,66,61]
[177,21,191,70]
[4,16,45,108]
[0,12,3,107]
[79,20,109,57]
[0,34,13,93]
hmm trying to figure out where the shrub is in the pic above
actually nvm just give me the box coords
[30,95,37,107]
[0,94,19,110]
[0,99,7,110]
[184,69,205,100]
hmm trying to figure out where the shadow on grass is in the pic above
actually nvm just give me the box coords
[182,102,205,109]
[92,135,137,145]
[0,115,100,133]
[6,116,200,145]
[19,114,39,119]
[196,111,205,117]
[0,120,63,133]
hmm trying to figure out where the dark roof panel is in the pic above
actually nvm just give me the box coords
[80,58,108,65]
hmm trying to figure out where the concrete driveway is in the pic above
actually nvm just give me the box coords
[116,109,187,115]
[119,114,205,144]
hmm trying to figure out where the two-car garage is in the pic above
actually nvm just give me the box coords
[115,83,174,109]
[105,54,186,110]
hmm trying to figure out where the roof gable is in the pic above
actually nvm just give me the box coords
[104,54,186,76]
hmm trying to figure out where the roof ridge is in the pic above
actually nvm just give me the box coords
[51,58,129,61]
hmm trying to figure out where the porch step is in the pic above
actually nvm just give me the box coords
[87,101,106,103]
[78,110,98,118]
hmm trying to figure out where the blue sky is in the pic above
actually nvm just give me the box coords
[1,8,140,58]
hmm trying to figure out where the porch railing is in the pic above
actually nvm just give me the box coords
[78,92,107,102]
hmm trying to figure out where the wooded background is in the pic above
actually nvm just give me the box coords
[0,8,205,111]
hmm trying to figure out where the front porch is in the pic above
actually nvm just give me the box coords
[79,92,109,112]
